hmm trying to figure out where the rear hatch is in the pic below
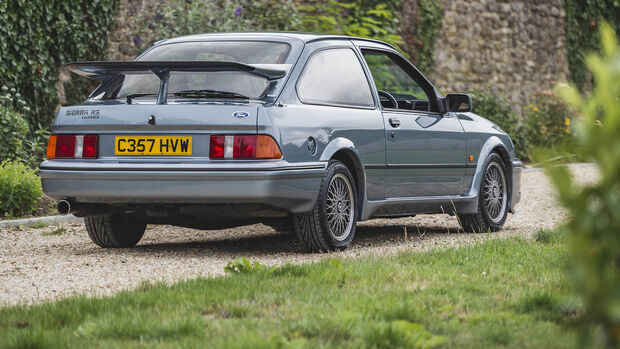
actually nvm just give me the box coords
[54,103,258,162]
[49,59,291,164]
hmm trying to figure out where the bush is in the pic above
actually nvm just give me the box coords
[132,0,300,54]
[545,23,620,346]
[298,0,405,54]
[0,87,30,164]
[132,0,406,59]
[471,89,580,162]
[470,89,530,160]
[0,86,50,168]
[0,161,43,217]
[523,91,575,150]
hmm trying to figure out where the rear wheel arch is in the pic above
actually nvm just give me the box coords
[329,149,365,220]
[319,138,367,219]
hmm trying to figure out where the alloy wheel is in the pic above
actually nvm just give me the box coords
[483,161,507,223]
[325,173,355,241]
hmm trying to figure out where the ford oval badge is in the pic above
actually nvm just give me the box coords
[233,111,250,119]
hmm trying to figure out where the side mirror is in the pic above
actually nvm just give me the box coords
[445,93,472,113]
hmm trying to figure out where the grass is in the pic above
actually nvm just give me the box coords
[0,231,579,348]
[41,225,67,236]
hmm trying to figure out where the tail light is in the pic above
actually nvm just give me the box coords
[47,135,98,159]
[209,135,281,159]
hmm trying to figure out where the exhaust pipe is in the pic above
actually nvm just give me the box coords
[57,200,72,215]
[57,200,115,217]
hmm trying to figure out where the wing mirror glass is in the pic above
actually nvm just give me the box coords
[445,93,472,113]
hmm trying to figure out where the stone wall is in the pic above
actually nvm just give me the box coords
[429,0,568,108]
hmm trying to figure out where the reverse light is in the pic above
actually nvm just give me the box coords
[47,135,98,159]
[209,135,282,159]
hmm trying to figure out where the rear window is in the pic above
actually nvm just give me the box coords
[105,41,290,101]
[140,41,290,64]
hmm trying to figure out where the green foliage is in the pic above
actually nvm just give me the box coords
[0,86,50,168]
[298,0,405,53]
[409,0,442,73]
[471,89,579,162]
[522,91,578,162]
[224,257,271,274]
[132,0,300,53]
[0,0,119,130]
[470,89,530,160]
[563,0,620,90]
[0,88,30,164]
[546,23,620,346]
[132,0,406,60]
[0,161,43,217]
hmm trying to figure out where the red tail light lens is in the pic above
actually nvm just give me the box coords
[233,135,257,158]
[82,135,98,158]
[54,135,76,158]
[46,135,98,159]
[209,135,281,160]
[209,135,225,159]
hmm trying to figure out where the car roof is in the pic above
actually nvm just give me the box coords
[157,32,396,50]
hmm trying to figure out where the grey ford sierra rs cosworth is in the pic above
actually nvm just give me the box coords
[40,32,522,252]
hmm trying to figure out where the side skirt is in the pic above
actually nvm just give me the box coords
[361,194,479,221]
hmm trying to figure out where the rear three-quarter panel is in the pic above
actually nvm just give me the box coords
[266,39,386,201]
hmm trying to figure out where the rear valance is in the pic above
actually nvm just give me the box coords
[67,61,290,81]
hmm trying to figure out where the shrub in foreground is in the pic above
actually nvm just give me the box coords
[546,22,620,347]
[0,161,42,217]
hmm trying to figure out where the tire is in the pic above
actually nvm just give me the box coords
[458,152,509,233]
[84,214,147,248]
[263,216,295,233]
[293,160,358,252]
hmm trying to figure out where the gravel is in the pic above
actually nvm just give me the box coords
[0,164,597,305]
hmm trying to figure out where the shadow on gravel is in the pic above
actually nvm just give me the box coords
[75,222,463,256]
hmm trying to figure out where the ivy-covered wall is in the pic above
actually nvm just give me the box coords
[0,0,119,129]
[399,0,443,74]
[563,0,620,90]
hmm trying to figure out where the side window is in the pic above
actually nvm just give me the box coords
[297,48,374,107]
[362,50,431,111]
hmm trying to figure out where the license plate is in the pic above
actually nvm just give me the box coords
[114,136,192,156]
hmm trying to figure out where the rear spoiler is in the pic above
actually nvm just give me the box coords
[66,61,291,103]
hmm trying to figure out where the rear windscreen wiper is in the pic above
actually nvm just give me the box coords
[173,89,249,99]
[125,93,158,104]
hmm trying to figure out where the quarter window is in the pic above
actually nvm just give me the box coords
[297,48,374,107]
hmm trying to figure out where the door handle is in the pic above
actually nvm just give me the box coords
[389,118,401,127]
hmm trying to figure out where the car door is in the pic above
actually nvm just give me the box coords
[360,49,467,198]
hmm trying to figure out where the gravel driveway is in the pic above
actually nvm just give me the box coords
[0,164,596,305]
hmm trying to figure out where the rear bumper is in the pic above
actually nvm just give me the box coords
[510,159,523,210]
[40,161,325,214]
